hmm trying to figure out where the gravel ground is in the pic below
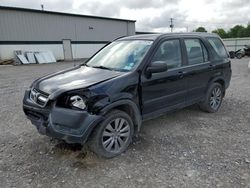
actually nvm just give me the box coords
[0,59,250,188]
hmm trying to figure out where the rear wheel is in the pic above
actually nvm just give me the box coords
[199,83,223,113]
[88,110,134,158]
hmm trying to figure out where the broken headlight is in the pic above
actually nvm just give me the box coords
[69,95,86,110]
[57,94,87,110]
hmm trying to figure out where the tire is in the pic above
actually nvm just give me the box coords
[88,110,134,158]
[199,82,224,113]
[236,52,243,59]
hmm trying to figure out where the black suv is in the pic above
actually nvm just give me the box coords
[23,33,231,158]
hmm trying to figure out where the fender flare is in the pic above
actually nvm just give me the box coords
[83,100,142,143]
[206,76,226,95]
[208,76,225,87]
[99,99,142,132]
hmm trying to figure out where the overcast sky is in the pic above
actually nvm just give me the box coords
[1,0,250,32]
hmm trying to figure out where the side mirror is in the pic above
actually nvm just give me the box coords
[146,61,168,74]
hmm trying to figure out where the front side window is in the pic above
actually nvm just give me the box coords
[207,37,228,58]
[152,39,182,69]
[184,39,208,65]
[86,40,153,72]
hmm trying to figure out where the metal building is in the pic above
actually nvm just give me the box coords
[0,6,136,61]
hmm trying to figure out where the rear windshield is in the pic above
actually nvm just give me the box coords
[207,37,228,58]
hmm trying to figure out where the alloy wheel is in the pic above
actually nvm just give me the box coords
[209,87,222,110]
[102,118,131,153]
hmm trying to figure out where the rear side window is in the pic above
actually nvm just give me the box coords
[184,39,208,65]
[152,39,182,69]
[207,37,228,58]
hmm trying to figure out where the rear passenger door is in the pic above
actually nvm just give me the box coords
[183,38,213,104]
[206,37,231,89]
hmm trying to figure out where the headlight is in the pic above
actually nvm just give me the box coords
[38,95,47,103]
[70,95,86,110]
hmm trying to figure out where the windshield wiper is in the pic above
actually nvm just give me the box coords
[91,65,113,70]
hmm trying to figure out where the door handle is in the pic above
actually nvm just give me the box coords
[209,64,215,70]
[178,71,184,79]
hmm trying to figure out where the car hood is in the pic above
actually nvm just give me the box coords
[33,66,124,97]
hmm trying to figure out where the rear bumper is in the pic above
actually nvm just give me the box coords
[23,90,103,144]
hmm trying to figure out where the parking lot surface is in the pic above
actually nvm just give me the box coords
[0,59,250,188]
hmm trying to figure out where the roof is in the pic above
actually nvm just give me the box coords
[0,6,136,23]
[119,34,161,41]
[119,32,218,41]
[136,31,159,35]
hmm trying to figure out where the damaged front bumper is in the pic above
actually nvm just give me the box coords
[23,89,103,144]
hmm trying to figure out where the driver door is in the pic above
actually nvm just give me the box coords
[140,39,188,119]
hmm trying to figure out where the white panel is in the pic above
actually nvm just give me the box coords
[26,52,36,63]
[17,54,29,64]
[35,53,46,64]
[40,52,56,63]
[47,51,57,62]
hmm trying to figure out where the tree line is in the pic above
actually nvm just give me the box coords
[194,24,250,38]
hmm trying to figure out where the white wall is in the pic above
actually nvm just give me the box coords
[223,37,250,51]
[0,43,106,60]
[72,44,106,59]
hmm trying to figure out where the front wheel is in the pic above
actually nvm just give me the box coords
[88,110,134,158]
[199,83,223,113]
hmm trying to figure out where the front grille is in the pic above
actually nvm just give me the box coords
[30,88,49,107]
[30,89,36,101]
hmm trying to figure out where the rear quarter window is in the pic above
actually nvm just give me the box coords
[207,37,228,58]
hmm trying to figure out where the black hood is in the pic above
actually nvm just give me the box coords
[33,66,124,96]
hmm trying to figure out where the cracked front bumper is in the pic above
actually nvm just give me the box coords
[23,89,103,144]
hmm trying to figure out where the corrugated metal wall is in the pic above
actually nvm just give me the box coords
[0,7,135,60]
[223,37,250,51]
[0,9,135,42]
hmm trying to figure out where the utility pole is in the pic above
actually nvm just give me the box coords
[170,18,174,32]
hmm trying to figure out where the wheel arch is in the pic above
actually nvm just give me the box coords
[207,76,226,97]
[99,100,142,133]
[85,100,142,143]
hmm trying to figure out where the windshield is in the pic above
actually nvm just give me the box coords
[86,40,153,72]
